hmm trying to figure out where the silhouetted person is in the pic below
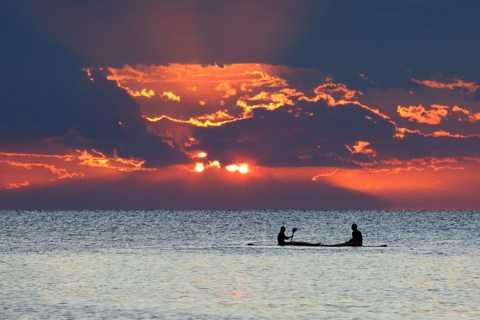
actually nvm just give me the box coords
[346,224,363,246]
[277,226,292,245]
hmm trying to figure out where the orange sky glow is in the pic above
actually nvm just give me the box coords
[1,63,479,209]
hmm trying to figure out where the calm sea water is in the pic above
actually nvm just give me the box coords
[0,210,479,319]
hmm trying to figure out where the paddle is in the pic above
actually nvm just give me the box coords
[291,228,297,242]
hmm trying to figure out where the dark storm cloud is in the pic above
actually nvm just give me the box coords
[285,0,480,86]
[2,0,312,66]
[184,99,480,167]
[5,0,479,88]
[188,101,394,167]
[385,132,480,160]
[0,7,187,166]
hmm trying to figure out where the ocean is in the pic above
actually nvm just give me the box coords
[1,210,479,319]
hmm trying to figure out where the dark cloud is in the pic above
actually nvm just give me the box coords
[285,1,480,84]
[386,132,480,160]
[187,101,396,167]
[178,99,480,167]
[0,8,187,166]
[5,0,479,88]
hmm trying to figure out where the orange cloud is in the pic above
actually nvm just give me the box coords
[6,181,30,190]
[369,158,464,175]
[76,149,154,172]
[236,88,301,112]
[430,130,466,138]
[0,151,76,161]
[452,106,480,122]
[82,67,95,81]
[0,157,83,180]
[130,88,155,98]
[97,64,399,137]
[412,77,480,94]
[195,109,238,123]
[215,82,237,98]
[312,169,338,181]
[397,104,449,124]
[105,64,157,84]
[0,149,155,191]
[346,141,377,156]
[146,109,250,127]
[104,64,289,97]
[394,126,480,139]
[101,63,305,127]
[161,91,180,102]
[0,157,84,190]
[300,80,361,106]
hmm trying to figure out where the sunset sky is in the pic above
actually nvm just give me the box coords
[1,0,479,210]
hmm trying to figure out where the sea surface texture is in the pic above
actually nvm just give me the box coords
[1,210,479,319]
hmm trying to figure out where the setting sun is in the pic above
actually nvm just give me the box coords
[225,164,249,174]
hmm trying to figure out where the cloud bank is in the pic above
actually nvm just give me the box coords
[1,0,479,209]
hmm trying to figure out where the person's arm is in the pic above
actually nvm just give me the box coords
[346,232,354,243]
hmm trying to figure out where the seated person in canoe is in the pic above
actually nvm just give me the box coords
[277,226,293,245]
[277,226,321,246]
[321,223,365,247]
[345,223,363,246]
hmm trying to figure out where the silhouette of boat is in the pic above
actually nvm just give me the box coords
[247,242,387,247]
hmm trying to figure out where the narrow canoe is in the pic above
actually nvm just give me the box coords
[247,243,387,247]
[247,242,320,247]
[279,241,322,247]
[320,243,387,247]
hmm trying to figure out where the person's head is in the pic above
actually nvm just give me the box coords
[280,226,286,232]
[352,224,358,231]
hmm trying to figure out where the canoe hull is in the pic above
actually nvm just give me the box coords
[247,242,321,247]
[247,243,387,248]
[279,241,322,247]
[320,244,387,247]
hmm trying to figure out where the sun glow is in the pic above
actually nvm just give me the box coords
[225,164,249,174]
[195,162,205,172]
[188,151,250,174]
